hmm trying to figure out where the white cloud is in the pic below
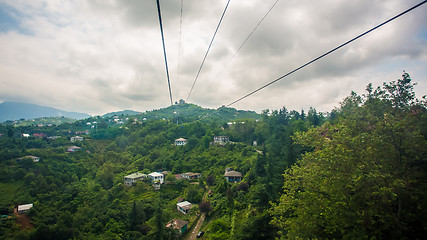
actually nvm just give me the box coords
[0,0,426,115]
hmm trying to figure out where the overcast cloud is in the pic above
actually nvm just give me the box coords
[0,0,426,115]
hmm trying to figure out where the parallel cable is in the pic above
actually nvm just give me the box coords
[173,0,184,125]
[156,0,173,105]
[226,0,427,107]
[176,0,184,101]
[211,0,279,84]
[186,0,231,102]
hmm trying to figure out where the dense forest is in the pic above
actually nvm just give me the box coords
[0,72,426,239]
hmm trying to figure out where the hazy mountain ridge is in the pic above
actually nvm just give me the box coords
[0,101,91,122]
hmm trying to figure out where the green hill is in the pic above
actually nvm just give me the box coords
[133,103,261,123]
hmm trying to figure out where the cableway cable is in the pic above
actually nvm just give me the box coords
[186,0,231,102]
[156,0,173,105]
[177,0,184,102]
[211,0,279,84]
[226,0,427,107]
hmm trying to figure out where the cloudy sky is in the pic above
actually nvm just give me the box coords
[0,0,426,116]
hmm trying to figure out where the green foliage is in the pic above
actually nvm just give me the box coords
[271,72,427,239]
[3,73,422,239]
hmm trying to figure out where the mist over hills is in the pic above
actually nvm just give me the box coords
[0,101,91,122]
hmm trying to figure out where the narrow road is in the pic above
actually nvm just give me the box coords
[187,213,205,240]
[186,187,209,240]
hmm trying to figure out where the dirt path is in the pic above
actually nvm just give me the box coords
[187,213,205,240]
[16,214,34,230]
[186,187,210,240]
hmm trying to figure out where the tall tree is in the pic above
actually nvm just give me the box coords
[271,72,427,239]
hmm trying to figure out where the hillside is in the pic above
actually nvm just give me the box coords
[0,74,425,240]
[0,102,91,123]
[135,103,261,123]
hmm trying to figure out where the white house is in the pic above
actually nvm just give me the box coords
[214,136,229,145]
[17,203,33,214]
[71,136,84,142]
[18,155,40,163]
[177,201,192,214]
[175,138,187,146]
[124,172,147,186]
[148,172,164,184]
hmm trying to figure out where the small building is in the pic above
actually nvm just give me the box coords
[17,155,40,163]
[67,146,81,152]
[17,204,33,214]
[214,136,229,145]
[166,219,188,235]
[47,136,61,140]
[124,172,147,186]
[177,201,192,215]
[71,136,84,142]
[175,138,187,146]
[22,134,30,138]
[181,172,201,180]
[148,172,164,184]
[33,133,47,138]
[224,169,243,183]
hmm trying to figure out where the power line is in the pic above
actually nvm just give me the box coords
[186,0,231,102]
[226,0,427,107]
[156,0,173,105]
[211,0,279,85]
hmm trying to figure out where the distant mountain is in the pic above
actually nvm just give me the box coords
[0,101,91,122]
[102,110,142,118]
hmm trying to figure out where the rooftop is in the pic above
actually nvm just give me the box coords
[177,201,192,210]
[18,203,33,212]
[124,172,147,179]
[149,172,163,177]
[224,170,243,177]
[166,219,188,229]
